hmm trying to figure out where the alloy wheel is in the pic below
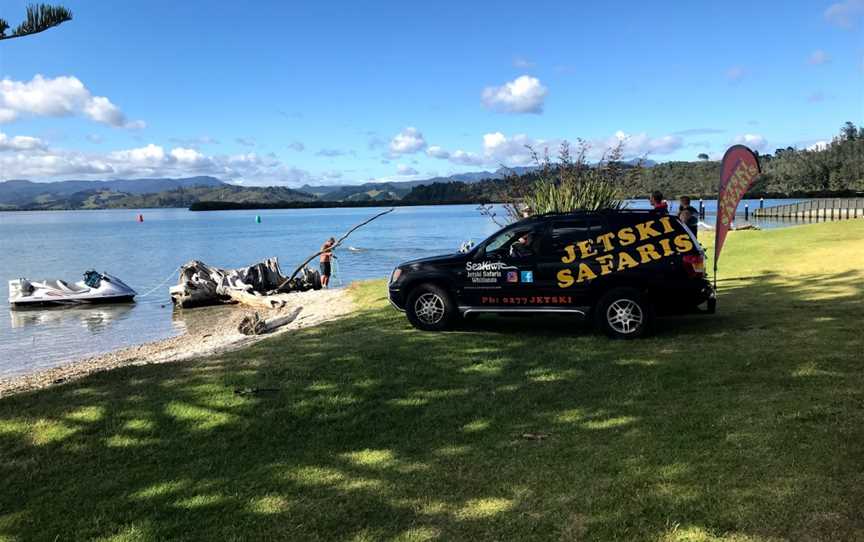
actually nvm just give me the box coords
[414,292,445,325]
[606,299,643,334]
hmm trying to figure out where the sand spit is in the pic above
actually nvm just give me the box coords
[0,288,354,397]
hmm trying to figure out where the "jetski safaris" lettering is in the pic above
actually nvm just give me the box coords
[557,216,694,288]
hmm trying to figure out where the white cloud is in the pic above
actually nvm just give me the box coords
[389,127,427,154]
[605,131,683,157]
[807,91,826,103]
[397,164,418,175]
[725,66,746,83]
[733,134,768,151]
[481,75,548,114]
[807,50,831,65]
[483,132,544,165]
[0,132,47,151]
[168,135,219,147]
[806,140,830,151]
[108,143,166,165]
[425,145,450,159]
[512,56,534,69]
[0,75,145,129]
[449,150,485,166]
[235,137,256,147]
[287,141,305,152]
[0,141,323,186]
[825,0,864,28]
[425,130,683,169]
[169,147,205,164]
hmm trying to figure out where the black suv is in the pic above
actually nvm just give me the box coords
[388,209,715,339]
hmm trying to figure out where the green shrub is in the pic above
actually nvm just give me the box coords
[502,140,639,221]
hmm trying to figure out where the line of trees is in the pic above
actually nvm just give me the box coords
[754,122,863,194]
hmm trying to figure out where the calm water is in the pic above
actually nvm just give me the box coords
[0,199,799,378]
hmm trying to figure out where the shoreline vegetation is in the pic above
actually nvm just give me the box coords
[0,188,861,213]
[187,190,863,211]
[1,220,862,540]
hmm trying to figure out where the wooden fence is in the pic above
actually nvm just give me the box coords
[752,198,864,221]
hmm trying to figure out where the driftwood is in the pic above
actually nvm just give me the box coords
[170,209,392,308]
[237,307,303,335]
[279,208,394,288]
[170,258,320,308]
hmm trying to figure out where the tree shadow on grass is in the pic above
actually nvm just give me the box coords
[0,273,862,541]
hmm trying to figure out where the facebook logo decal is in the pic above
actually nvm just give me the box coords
[520,271,534,283]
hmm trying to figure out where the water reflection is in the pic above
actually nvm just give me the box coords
[9,303,135,333]
[169,303,236,335]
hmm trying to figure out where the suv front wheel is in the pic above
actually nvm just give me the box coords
[406,283,456,331]
[595,287,653,339]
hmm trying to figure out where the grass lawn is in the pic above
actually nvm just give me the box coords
[1,220,863,542]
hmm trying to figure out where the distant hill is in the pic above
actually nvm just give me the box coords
[299,166,538,201]
[0,168,537,210]
[0,176,224,207]
[0,177,314,210]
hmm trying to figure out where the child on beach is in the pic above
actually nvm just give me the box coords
[320,237,336,288]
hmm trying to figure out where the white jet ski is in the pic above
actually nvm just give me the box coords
[8,270,136,308]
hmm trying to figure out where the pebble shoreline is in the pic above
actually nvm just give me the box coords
[0,288,354,397]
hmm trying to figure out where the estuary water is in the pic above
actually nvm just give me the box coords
[0,199,799,378]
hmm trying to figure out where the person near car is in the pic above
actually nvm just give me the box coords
[650,191,669,213]
[319,237,336,288]
[509,232,534,258]
[678,196,700,238]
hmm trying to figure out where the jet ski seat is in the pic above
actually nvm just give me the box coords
[45,279,89,293]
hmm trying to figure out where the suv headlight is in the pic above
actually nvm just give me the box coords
[389,268,402,284]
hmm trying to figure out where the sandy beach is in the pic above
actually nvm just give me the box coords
[0,287,354,397]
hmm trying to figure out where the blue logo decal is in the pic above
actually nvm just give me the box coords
[520,271,534,283]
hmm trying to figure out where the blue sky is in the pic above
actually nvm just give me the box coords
[0,0,861,185]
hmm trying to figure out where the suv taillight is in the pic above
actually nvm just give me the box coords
[682,254,705,278]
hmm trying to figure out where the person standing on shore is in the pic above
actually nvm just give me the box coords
[319,237,336,288]
[650,191,669,213]
[677,196,700,238]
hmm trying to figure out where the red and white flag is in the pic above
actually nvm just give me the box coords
[715,145,761,267]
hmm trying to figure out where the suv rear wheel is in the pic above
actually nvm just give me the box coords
[406,283,456,331]
[595,287,653,339]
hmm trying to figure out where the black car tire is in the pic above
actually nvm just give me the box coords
[595,287,653,339]
[405,283,456,331]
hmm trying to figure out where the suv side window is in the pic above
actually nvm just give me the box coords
[549,217,604,260]
[484,225,545,259]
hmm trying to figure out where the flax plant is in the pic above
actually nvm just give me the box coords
[503,140,640,222]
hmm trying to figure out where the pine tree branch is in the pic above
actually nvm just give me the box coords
[0,4,72,41]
